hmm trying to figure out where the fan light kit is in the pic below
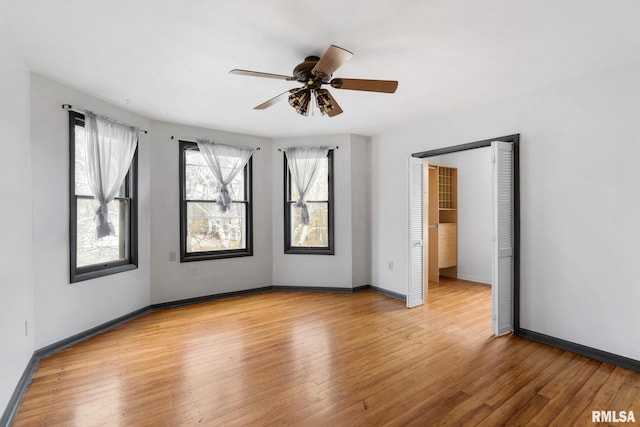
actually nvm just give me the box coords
[230,45,398,117]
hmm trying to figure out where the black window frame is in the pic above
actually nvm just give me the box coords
[179,140,253,262]
[69,111,139,283]
[283,149,334,255]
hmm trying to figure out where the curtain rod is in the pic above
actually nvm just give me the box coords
[278,146,339,152]
[169,136,260,150]
[62,104,148,134]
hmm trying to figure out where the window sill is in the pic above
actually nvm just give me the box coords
[71,263,138,283]
[284,248,334,255]
[180,249,253,262]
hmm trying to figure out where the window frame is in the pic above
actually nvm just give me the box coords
[283,149,334,255]
[68,111,139,283]
[179,140,253,262]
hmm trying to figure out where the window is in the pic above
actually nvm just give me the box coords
[69,111,138,282]
[284,150,334,254]
[179,141,253,261]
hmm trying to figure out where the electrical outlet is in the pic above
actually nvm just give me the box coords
[24,321,28,336]
[169,251,177,262]
[388,261,394,271]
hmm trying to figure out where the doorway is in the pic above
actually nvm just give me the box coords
[407,135,520,335]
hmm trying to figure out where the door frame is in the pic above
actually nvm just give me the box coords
[411,134,520,333]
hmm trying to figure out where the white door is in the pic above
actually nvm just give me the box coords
[492,141,514,335]
[407,156,424,308]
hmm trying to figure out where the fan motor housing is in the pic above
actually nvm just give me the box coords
[293,56,321,82]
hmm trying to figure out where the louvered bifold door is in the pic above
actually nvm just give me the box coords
[407,157,424,308]
[492,141,514,335]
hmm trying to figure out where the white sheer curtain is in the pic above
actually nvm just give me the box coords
[85,112,139,239]
[196,140,253,212]
[284,146,329,225]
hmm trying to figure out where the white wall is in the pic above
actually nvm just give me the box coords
[372,61,640,360]
[30,74,152,348]
[272,135,353,287]
[350,135,372,287]
[271,135,371,288]
[0,19,35,412]
[149,121,272,303]
[430,148,492,284]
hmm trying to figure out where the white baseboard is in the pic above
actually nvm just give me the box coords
[456,274,491,285]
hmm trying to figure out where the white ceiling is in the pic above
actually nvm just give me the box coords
[2,0,640,138]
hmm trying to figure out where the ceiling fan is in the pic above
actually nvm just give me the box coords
[229,45,398,117]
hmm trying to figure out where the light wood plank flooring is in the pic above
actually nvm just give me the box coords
[14,280,640,426]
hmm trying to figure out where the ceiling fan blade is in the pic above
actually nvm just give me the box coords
[230,69,294,81]
[254,89,299,110]
[323,90,343,117]
[330,78,398,93]
[312,45,353,78]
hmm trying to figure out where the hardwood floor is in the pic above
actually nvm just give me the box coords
[14,280,640,426]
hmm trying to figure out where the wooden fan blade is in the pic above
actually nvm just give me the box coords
[323,91,343,117]
[312,45,353,78]
[254,89,302,110]
[254,90,292,110]
[330,78,398,93]
[230,69,294,80]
